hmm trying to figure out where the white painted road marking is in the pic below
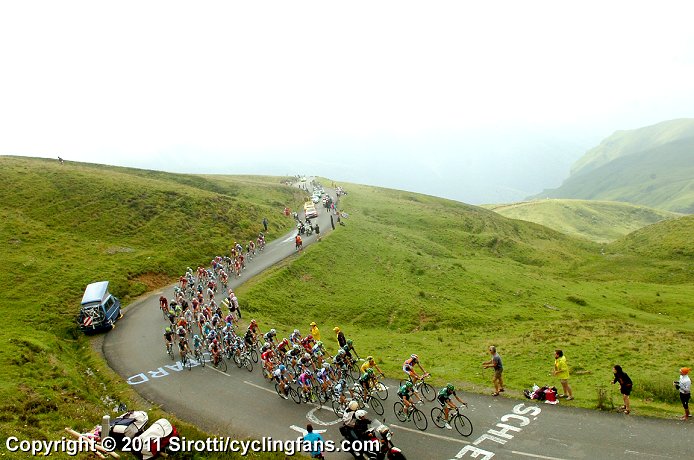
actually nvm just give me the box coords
[243,380,276,395]
[390,423,470,445]
[510,451,566,460]
[624,450,672,459]
[307,407,342,426]
[290,425,326,436]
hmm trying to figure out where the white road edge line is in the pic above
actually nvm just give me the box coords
[389,424,470,445]
[510,451,567,460]
[624,450,672,459]
[205,365,230,377]
[243,380,278,395]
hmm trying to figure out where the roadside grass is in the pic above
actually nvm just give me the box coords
[0,156,303,458]
[237,183,694,418]
[485,199,679,243]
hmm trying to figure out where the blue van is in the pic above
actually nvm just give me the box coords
[78,281,122,333]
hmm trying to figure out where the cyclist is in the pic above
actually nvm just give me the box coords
[206,328,217,344]
[277,338,291,359]
[164,327,174,352]
[248,319,261,338]
[192,334,203,354]
[299,352,315,372]
[287,344,302,368]
[438,384,467,430]
[176,324,187,341]
[342,339,358,361]
[295,234,303,251]
[208,338,222,366]
[274,364,293,399]
[403,354,428,382]
[264,328,277,345]
[360,356,384,376]
[177,335,190,362]
[301,334,315,352]
[312,341,326,365]
[297,369,313,399]
[315,362,333,393]
[358,368,377,397]
[397,381,420,417]
[159,296,169,314]
[261,347,276,376]
[290,329,302,345]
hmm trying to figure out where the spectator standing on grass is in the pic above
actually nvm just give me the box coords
[553,349,574,400]
[611,365,632,414]
[303,424,325,459]
[675,367,691,421]
[262,217,268,232]
[330,214,335,230]
[482,345,504,396]
[334,326,346,348]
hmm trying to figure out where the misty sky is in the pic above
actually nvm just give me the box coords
[2,1,694,204]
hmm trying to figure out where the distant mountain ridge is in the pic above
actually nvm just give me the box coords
[533,119,694,213]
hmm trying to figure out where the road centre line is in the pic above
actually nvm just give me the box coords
[510,451,566,460]
[389,424,470,445]
[243,380,276,395]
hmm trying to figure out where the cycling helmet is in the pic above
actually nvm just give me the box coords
[270,328,276,335]
[293,344,300,350]
[305,370,313,377]
[366,356,374,362]
[377,425,390,436]
[355,410,368,420]
[304,353,311,360]
[193,334,200,340]
[348,400,359,411]
[338,349,346,356]
[212,339,218,345]
[250,319,257,326]
[366,368,374,375]
[322,363,330,369]
[165,327,172,333]
[306,335,313,341]
[410,354,418,360]
[279,364,286,372]
[226,322,232,328]
[347,339,353,345]
[405,381,414,389]
[316,341,323,347]
[264,342,270,348]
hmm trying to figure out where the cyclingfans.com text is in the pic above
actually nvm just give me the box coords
[4,436,380,456]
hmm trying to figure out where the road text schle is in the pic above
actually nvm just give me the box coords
[451,403,541,459]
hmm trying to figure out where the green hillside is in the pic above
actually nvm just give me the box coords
[0,156,302,457]
[535,119,694,213]
[571,118,694,175]
[486,199,679,243]
[609,214,694,260]
[238,183,694,417]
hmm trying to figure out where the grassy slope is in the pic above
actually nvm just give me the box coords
[571,118,694,175]
[537,137,694,213]
[0,156,304,459]
[486,199,679,243]
[238,184,694,417]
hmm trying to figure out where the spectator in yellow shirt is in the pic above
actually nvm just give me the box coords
[310,322,321,342]
[553,349,574,400]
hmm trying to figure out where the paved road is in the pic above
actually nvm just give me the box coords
[103,186,690,459]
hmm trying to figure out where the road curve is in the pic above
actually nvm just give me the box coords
[103,187,690,460]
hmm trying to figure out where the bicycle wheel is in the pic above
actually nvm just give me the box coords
[412,408,428,431]
[332,399,344,417]
[184,355,192,371]
[234,352,243,368]
[421,382,436,402]
[275,383,283,398]
[375,382,389,400]
[214,357,227,373]
[430,407,446,429]
[289,387,302,404]
[250,348,259,363]
[162,308,169,320]
[244,356,253,372]
[393,401,407,422]
[453,413,473,437]
[369,397,384,416]
[167,346,174,360]
[349,363,360,380]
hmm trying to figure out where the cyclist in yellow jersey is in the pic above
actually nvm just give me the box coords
[360,356,384,375]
